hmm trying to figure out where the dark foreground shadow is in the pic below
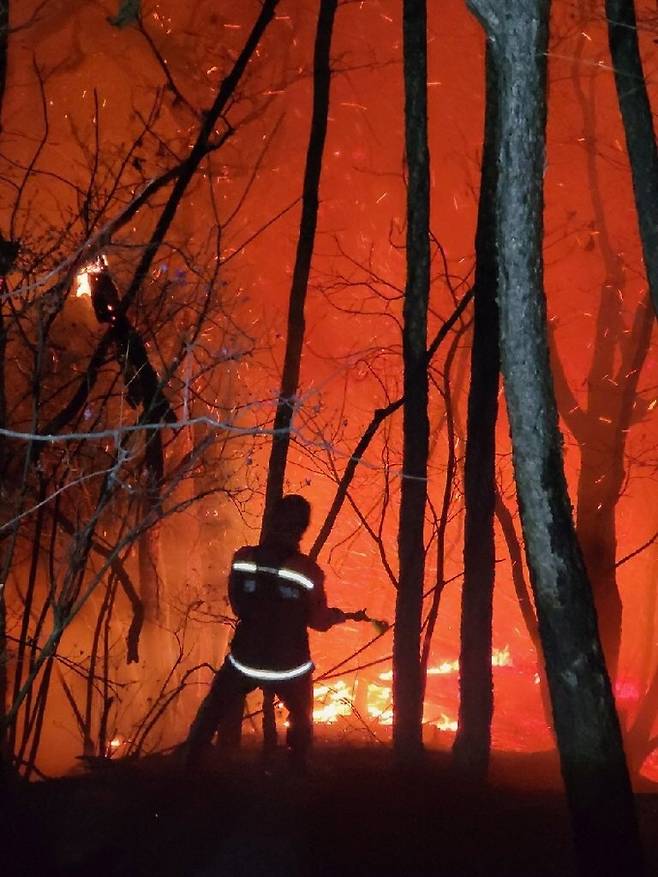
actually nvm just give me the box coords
[2,745,658,876]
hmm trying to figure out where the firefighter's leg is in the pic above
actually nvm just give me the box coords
[261,687,278,753]
[216,691,246,750]
[183,661,253,766]
[276,673,313,764]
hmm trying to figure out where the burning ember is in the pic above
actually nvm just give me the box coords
[104,735,127,758]
[75,255,108,297]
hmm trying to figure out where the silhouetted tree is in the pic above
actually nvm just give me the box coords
[260,0,338,540]
[393,0,430,761]
[548,11,654,681]
[605,0,658,322]
[467,0,643,873]
[452,43,500,783]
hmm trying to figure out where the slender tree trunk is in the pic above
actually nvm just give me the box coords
[393,0,430,761]
[605,0,658,321]
[495,492,553,731]
[420,328,463,692]
[260,0,337,540]
[467,1,643,873]
[0,2,7,131]
[452,43,500,783]
[0,0,10,774]
[309,293,471,562]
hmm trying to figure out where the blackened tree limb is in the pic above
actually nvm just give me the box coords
[260,0,337,540]
[393,0,430,762]
[605,0,658,321]
[452,43,500,783]
[310,290,472,563]
[57,511,144,664]
[467,0,643,872]
[494,490,553,730]
[41,0,280,443]
[420,327,463,689]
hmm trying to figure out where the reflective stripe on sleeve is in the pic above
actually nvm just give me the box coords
[228,653,314,681]
[231,561,315,591]
[276,567,315,590]
[232,561,258,574]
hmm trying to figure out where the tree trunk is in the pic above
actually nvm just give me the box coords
[605,0,658,321]
[452,43,500,783]
[260,0,338,540]
[393,0,430,762]
[0,0,10,772]
[467,1,643,873]
[495,492,553,732]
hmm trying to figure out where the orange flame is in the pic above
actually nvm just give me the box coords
[75,255,108,298]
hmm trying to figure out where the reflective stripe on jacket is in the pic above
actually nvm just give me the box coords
[227,542,341,674]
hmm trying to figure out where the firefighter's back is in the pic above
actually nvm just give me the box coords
[229,544,321,674]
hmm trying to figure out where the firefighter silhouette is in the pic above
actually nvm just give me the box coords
[183,495,350,768]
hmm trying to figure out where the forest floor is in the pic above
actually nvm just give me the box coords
[3,744,658,877]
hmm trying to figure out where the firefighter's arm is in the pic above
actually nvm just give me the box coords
[307,570,347,631]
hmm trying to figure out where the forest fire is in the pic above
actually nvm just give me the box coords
[2,0,658,874]
[309,648,510,733]
[74,255,108,297]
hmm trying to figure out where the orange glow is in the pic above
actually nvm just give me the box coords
[3,0,658,793]
[75,255,107,298]
[310,647,514,733]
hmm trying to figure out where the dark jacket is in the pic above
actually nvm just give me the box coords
[227,541,344,674]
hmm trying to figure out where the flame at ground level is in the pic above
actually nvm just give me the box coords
[249,645,658,784]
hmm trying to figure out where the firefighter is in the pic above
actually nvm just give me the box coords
[183,494,350,769]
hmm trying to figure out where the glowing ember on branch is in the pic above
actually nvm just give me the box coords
[75,255,108,298]
[105,735,126,757]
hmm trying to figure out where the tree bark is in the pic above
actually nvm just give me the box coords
[467,1,643,873]
[605,0,658,321]
[393,0,430,762]
[452,43,500,783]
[260,0,337,540]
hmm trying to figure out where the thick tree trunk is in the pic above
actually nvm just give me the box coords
[452,44,500,783]
[467,1,643,873]
[393,0,430,761]
[605,0,658,321]
[260,0,337,540]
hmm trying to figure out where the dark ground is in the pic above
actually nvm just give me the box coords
[3,745,658,876]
